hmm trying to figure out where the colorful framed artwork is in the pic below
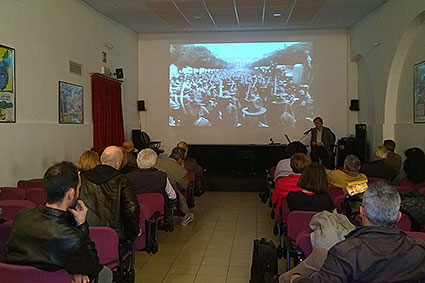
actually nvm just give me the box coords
[59,81,84,124]
[414,61,425,123]
[0,44,16,123]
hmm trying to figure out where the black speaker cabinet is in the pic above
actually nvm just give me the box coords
[355,124,367,164]
[349,99,359,111]
[137,100,146,111]
[337,137,356,167]
[115,68,124,79]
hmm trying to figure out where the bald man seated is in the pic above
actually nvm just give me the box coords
[80,146,140,241]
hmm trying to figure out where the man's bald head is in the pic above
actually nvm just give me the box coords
[101,146,123,169]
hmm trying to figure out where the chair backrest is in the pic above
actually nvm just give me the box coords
[25,188,47,207]
[400,179,425,190]
[17,179,44,191]
[333,194,346,213]
[0,222,13,262]
[287,211,317,241]
[280,198,290,222]
[137,193,164,217]
[89,226,120,268]
[395,186,416,195]
[0,262,72,283]
[395,213,412,231]
[0,187,26,200]
[368,177,391,185]
[0,200,36,222]
[406,231,425,242]
[295,232,313,257]
[270,166,277,181]
[328,185,345,203]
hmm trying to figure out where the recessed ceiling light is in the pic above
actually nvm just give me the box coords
[194,16,202,19]
[273,13,281,17]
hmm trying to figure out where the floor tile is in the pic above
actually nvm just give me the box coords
[197,265,228,276]
[168,263,200,275]
[201,256,230,266]
[162,274,196,283]
[195,275,227,283]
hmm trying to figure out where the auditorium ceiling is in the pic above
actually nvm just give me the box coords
[82,0,388,33]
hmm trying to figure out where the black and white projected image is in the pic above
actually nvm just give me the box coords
[169,42,314,128]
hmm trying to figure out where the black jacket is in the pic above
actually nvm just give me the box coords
[80,165,140,240]
[6,206,102,279]
[295,226,425,282]
[127,168,167,196]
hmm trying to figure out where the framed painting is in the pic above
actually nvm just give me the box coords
[0,44,15,123]
[414,61,425,123]
[59,81,83,124]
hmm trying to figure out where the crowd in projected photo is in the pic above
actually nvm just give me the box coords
[169,42,314,128]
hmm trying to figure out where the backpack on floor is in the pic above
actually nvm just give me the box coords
[250,238,278,283]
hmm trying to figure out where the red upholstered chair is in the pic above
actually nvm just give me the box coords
[25,188,47,207]
[333,195,346,213]
[395,213,412,231]
[0,262,72,283]
[328,185,345,203]
[400,179,425,190]
[186,171,196,208]
[89,226,135,283]
[0,222,13,262]
[295,232,313,257]
[136,193,163,253]
[286,211,317,269]
[0,200,36,222]
[395,186,416,195]
[17,179,43,191]
[406,231,425,242]
[0,187,26,200]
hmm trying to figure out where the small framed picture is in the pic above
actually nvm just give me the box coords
[0,44,16,123]
[59,81,83,124]
[414,61,425,123]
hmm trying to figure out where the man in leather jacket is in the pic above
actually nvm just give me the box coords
[6,161,112,283]
[80,146,140,241]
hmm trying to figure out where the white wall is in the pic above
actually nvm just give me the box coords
[0,0,139,185]
[350,0,425,158]
[138,30,350,154]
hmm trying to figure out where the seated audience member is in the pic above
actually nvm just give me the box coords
[383,139,402,173]
[274,141,308,181]
[360,145,397,180]
[155,147,194,225]
[393,147,425,186]
[6,162,112,283]
[177,141,203,180]
[127,148,176,200]
[272,153,310,215]
[282,183,425,283]
[119,146,136,174]
[80,146,140,241]
[78,150,100,173]
[326,155,367,194]
[287,163,334,212]
[122,140,138,167]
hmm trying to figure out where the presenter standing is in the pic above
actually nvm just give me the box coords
[309,117,335,169]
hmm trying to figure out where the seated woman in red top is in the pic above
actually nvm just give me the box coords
[272,153,310,215]
[287,163,334,212]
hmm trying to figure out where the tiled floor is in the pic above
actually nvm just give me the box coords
[134,191,284,282]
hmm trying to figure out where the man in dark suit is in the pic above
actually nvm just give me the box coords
[309,117,335,169]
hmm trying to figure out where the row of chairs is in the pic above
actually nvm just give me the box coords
[0,172,199,282]
[264,166,425,271]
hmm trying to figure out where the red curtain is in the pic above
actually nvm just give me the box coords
[91,74,125,152]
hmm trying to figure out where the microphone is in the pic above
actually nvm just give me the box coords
[304,128,313,135]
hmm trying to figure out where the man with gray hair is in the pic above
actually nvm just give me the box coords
[283,183,425,282]
[80,145,140,241]
[127,148,176,200]
[326,154,367,194]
